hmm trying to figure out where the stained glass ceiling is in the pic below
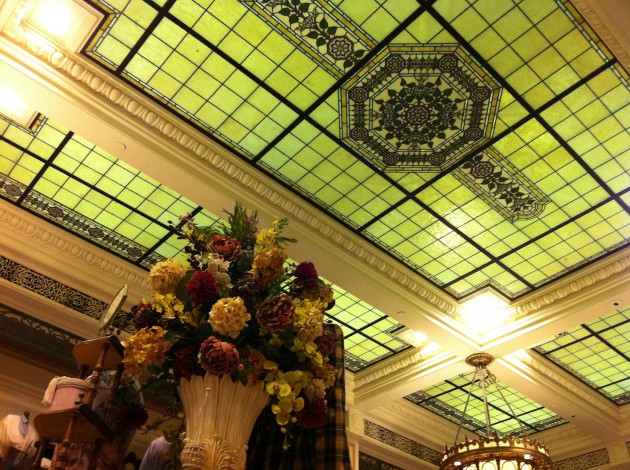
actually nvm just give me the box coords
[406,304,630,435]
[70,0,630,301]
[0,114,410,371]
[406,367,567,438]
[0,0,629,448]
[534,305,630,406]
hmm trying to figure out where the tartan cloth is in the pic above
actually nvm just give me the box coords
[246,323,352,469]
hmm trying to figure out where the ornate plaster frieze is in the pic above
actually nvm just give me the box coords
[363,419,441,465]
[554,448,609,470]
[517,353,617,421]
[511,250,630,319]
[354,347,446,389]
[0,5,459,319]
[0,203,149,292]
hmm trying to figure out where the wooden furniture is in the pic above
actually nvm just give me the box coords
[31,336,124,470]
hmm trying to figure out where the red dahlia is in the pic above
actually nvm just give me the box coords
[187,270,218,305]
[295,397,328,429]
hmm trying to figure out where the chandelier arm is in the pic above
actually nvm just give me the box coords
[453,370,478,445]
[479,366,492,437]
[441,354,554,470]
[494,380,530,438]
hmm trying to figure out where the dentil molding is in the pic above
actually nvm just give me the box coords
[353,346,446,389]
[511,250,630,318]
[0,201,150,296]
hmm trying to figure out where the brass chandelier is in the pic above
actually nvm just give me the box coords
[439,353,553,470]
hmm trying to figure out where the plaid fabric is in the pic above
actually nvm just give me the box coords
[247,323,352,469]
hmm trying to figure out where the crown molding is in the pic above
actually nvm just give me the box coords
[511,249,630,319]
[354,346,447,389]
[572,0,630,72]
[0,200,150,300]
[515,352,618,422]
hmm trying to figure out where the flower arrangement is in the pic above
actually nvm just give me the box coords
[123,203,338,438]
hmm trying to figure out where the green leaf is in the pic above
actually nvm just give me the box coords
[175,271,194,302]
[195,322,212,342]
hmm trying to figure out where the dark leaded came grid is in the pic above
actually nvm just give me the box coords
[534,305,630,405]
[0,112,409,371]
[405,372,567,437]
[79,0,630,301]
[324,284,411,371]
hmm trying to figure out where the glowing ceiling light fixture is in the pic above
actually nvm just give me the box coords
[28,0,72,35]
[393,327,428,347]
[459,291,510,336]
[440,353,553,470]
[23,0,103,51]
[0,86,38,128]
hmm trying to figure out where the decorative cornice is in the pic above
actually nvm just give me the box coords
[0,203,149,292]
[354,346,445,389]
[387,400,454,437]
[511,251,630,318]
[571,0,630,71]
[517,353,617,420]
[0,7,459,318]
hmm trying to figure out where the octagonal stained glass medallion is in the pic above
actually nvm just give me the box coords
[340,45,501,172]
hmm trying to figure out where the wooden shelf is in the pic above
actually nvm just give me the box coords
[33,404,113,443]
[72,336,124,371]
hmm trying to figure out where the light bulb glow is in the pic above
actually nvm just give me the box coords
[459,291,510,335]
[30,0,72,35]
[0,87,28,117]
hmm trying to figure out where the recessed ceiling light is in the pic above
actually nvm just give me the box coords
[0,86,38,128]
[459,291,510,335]
[393,327,427,347]
[23,0,104,51]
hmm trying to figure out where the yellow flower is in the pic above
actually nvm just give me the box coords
[272,397,293,426]
[293,298,325,343]
[252,246,287,285]
[123,326,172,382]
[266,380,291,397]
[153,293,198,326]
[209,297,251,338]
[149,258,187,294]
[254,217,282,254]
